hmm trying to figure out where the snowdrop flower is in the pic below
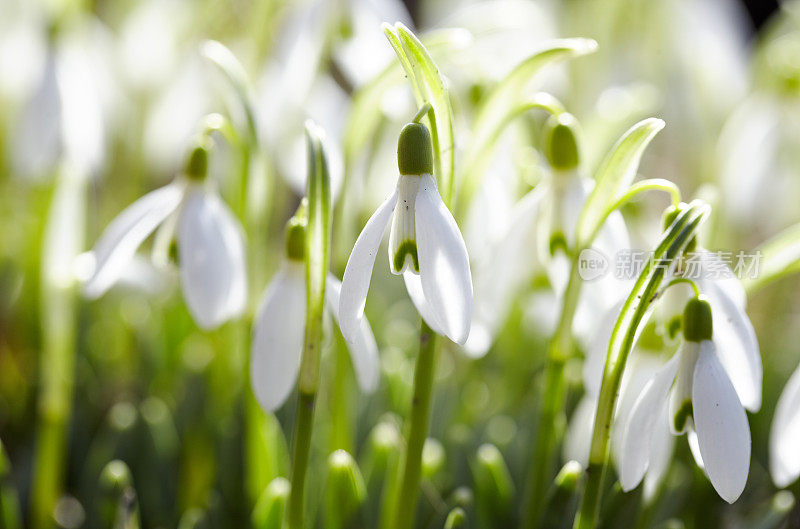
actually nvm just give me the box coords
[83,140,246,330]
[251,216,380,411]
[619,296,753,503]
[466,113,629,356]
[339,120,473,345]
[770,362,800,488]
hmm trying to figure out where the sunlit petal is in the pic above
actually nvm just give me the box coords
[177,187,247,330]
[701,278,761,411]
[403,271,445,337]
[327,274,380,393]
[563,396,596,467]
[692,340,750,503]
[619,353,680,491]
[251,262,306,411]
[770,362,800,488]
[339,187,398,343]
[415,174,473,344]
[84,182,184,299]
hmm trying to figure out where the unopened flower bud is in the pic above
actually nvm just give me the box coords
[326,449,366,527]
[252,477,290,529]
[397,122,433,175]
[473,443,513,526]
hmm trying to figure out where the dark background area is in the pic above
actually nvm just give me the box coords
[400,0,782,32]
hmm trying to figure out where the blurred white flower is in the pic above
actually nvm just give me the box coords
[770,362,800,488]
[84,145,246,330]
[465,114,630,357]
[340,122,473,345]
[250,258,379,412]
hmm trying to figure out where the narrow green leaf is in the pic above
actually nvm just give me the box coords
[576,118,665,247]
[200,40,259,145]
[459,39,597,210]
[743,222,800,294]
[344,29,470,167]
[383,23,457,205]
[299,120,332,394]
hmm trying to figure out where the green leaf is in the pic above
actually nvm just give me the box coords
[576,118,665,248]
[299,120,332,394]
[383,23,457,205]
[200,40,259,145]
[344,29,470,169]
[459,39,597,211]
[743,222,800,294]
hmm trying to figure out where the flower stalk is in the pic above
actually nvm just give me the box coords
[573,201,709,529]
[287,122,332,529]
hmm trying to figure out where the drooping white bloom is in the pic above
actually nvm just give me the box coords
[339,122,473,345]
[250,260,380,412]
[770,362,800,488]
[83,144,246,330]
[465,113,630,357]
[618,297,753,503]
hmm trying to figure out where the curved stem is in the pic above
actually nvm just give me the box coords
[572,202,708,529]
[524,255,583,528]
[663,277,701,298]
[585,179,681,246]
[392,320,439,529]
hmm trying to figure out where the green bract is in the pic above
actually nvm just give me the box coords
[383,22,455,205]
[576,118,665,248]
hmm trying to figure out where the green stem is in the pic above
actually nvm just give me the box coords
[524,256,583,529]
[287,391,316,529]
[392,320,439,529]
[572,201,708,529]
[32,167,85,529]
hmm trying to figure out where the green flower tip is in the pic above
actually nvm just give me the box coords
[683,296,713,342]
[398,122,433,175]
[555,460,583,491]
[444,507,467,529]
[545,113,580,171]
[252,477,290,529]
[285,217,307,262]
[185,137,213,180]
[326,450,366,518]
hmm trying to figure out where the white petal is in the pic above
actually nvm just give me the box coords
[250,262,306,411]
[467,185,545,356]
[702,278,762,411]
[402,271,445,336]
[563,396,596,467]
[84,182,184,299]
[339,188,398,343]
[687,429,705,470]
[177,188,247,330]
[643,407,674,500]
[415,174,473,344]
[619,354,680,492]
[696,250,746,309]
[770,362,800,488]
[327,274,380,393]
[692,340,751,503]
